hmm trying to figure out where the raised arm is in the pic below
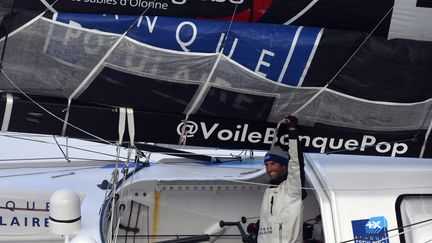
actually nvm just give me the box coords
[285,116,304,199]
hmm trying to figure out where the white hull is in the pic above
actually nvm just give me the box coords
[3,134,431,243]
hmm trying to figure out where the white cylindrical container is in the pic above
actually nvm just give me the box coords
[49,189,81,235]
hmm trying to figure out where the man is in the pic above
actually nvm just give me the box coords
[257,115,304,243]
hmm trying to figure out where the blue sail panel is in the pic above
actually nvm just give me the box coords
[55,14,323,86]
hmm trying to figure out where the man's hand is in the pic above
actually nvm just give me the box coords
[285,115,298,130]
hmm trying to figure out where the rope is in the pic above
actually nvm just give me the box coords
[292,0,400,116]
[52,135,71,163]
[0,133,127,160]
[1,70,114,145]
[92,3,161,242]
[419,103,432,158]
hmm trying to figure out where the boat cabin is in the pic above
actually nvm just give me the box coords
[305,153,432,243]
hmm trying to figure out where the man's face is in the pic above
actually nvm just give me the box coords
[265,161,287,180]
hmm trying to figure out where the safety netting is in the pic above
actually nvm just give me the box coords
[0,16,431,133]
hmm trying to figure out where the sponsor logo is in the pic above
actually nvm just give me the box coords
[0,199,50,228]
[53,14,321,86]
[176,120,199,138]
[176,121,409,156]
[352,216,389,243]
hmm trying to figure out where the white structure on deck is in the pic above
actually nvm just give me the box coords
[306,153,432,243]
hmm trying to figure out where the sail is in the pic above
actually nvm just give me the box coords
[3,0,432,41]
[0,2,431,158]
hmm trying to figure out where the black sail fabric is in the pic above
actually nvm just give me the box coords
[0,3,431,157]
[302,29,432,103]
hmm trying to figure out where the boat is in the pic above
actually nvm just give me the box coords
[0,0,432,242]
[1,134,432,243]
[0,134,271,243]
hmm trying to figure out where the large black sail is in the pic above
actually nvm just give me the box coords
[0,8,431,157]
[2,0,432,40]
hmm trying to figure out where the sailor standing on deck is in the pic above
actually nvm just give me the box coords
[257,115,304,243]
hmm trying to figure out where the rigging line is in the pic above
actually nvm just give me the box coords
[0,157,71,162]
[52,135,71,163]
[340,217,432,243]
[326,2,398,88]
[157,161,268,187]
[109,150,122,243]
[111,107,128,243]
[124,149,146,199]
[0,166,104,179]
[419,103,432,158]
[107,167,119,243]
[2,70,114,146]
[113,147,134,242]
[0,0,16,70]
[109,109,140,243]
[156,161,261,170]
[421,117,432,158]
[221,3,239,52]
[0,157,115,162]
[1,134,128,159]
[412,101,432,138]
[157,161,432,191]
[116,234,250,239]
[292,0,399,116]
[111,155,150,243]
